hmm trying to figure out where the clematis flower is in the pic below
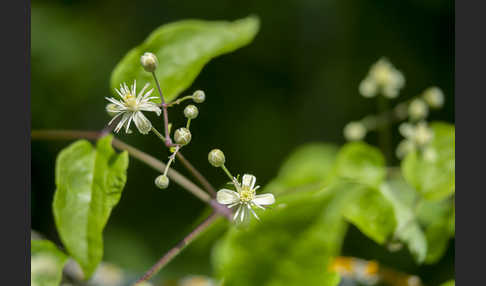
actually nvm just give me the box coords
[105,80,161,134]
[216,174,275,222]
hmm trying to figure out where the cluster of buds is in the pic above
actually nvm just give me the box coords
[208,149,275,222]
[344,58,446,161]
[359,57,405,99]
[104,52,207,190]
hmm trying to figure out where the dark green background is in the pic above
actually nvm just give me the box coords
[31,0,454,284]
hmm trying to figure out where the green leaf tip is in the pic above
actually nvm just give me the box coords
[110,16,260,103]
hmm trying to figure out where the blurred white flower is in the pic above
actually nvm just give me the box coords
[423,147,438,162]
[179,275,217,286]
[31,254,58,276]
[359,58,405,98]
[105,80,161,134]
[398,121,434,157]
[422,86,444,109]
[216,174,275,222]
[343,121,367,141]
[90,263,124,286]
[408,98,429,121]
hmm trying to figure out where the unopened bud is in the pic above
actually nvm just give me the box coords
[408,99,428,121]
[174,128,192,145]
[343,121,367,141]
[106,103,118,117]
[423,87,444,109]
[193,90,206,103]
[208,149,225,167]
[155,175,170,189]
[184,105,199,119]
[140,52,158,72]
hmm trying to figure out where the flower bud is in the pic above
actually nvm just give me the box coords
[155,174,170,189]
[408,99,428,121]
[343,121,367,141]
[174,128,192,145]
[422,87,444,109]
[208,149,225,167]
[192,90,206,103]
[140,52,158,72]
[105,103,118,117]
[184,105,199,119]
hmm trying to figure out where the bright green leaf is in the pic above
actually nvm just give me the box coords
[111,16,260,103]
[53,135,129,278]
[31,239,68,286]
[265,143,339,195]
[212,181,378,286]
[343,186,397,244]
[402,122,455,201]
[330,142,386,187]
[440,280,455,286]
[381,181,427,263]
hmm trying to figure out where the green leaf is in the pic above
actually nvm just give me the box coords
[31,239,68,286]
[380,181,427,263]
[440,280,455,286]
[110,16,260,103]
[402,122,455,201]
[265,143,339,195]
[343,186,397,244]
[53,135,129,278]
[212,181,371,286]
[330,142,386,187]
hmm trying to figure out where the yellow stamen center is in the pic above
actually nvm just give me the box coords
[239,187,255,203]
[123,92,138,110]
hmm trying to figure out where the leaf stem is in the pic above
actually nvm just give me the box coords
[133,213,220,285]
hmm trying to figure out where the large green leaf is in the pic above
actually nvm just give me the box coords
[53,135,129,278]
[380,181,427,263]
[342,186,397,244]
[402,122,455,201]
[111,16,260,103]
[330,142,386,187]
[440,280,455,286]
[212,181,378,286]
[31,239,68,286]
[265,143,339,195]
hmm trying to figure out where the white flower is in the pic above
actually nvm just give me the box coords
[343,121,367,141]
[216,174,275,222]
[359,58,405,98]
[422,86,444,109]
[398,121,434,148]
[105,81,161,134]
[408,98,429,121]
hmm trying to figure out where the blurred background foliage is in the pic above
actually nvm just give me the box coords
[31,0,454,285]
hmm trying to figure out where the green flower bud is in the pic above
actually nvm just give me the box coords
[184,105,199,119]
[193,90,206,103]
[422,86,444,109]
[208,149,225,167]
[155,174,170,189]
[140,52,158,72]
[174,128,192,145]
[105,103,118,117]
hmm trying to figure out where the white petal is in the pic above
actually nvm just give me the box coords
[249,205,260,220]
[133,111,152,134]
[216,189,240,205]
[233,205,242,221]
[241,174,256,190]
[114,113,130,133]
[253,193,275,206]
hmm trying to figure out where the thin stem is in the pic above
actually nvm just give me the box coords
[176,152,217,197]
[186,118,191,129]
[166,95,194,107]
[151,72,172,145]
[221,164,234,181]
[163,146,180,176]
[133,213,219,285]
[378,96,393,163]
[151,126,165,142]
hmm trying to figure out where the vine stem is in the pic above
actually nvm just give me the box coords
[378,96,393,163]
[30,129,231,219]
[133,213,219,285]
[151,72,172,145]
